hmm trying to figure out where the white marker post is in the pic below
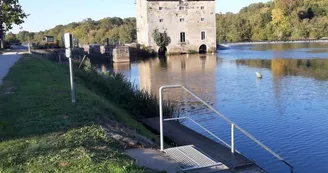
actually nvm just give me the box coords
[64,33,76,104]
[28,43,31,53]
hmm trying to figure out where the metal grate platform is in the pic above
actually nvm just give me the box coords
[164,145,226,171]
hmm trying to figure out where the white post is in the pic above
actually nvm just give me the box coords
[159,87,164,151]
[58,54,62,64]
[231,124,235,153]
[68,54,76,103]
[65,33,76,104]
[28,43,31,53]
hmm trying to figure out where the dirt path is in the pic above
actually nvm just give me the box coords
[0,46,28,85]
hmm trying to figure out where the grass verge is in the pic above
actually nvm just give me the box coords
[0,55,156,172]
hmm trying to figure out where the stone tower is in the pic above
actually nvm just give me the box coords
[136,0,216,54]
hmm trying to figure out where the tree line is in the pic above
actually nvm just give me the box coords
[6,17,136,46]
[217,0,328,42]
[6,0,328,45]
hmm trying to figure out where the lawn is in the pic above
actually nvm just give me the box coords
[0,55,156,172]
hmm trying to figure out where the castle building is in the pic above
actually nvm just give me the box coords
[136,0,216,54]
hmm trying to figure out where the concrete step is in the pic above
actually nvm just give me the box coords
[185,167,265,173]
[235,168,265,173]
[185,167,233,173]
[125,148,182,173]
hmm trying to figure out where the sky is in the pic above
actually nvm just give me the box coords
[10,0,270,33]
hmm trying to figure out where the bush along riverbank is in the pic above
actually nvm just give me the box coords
[76,58,178,121]
[0,54,176,172]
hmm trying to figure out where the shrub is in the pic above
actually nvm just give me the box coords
[75,59,179,120]
[187,49,198,54]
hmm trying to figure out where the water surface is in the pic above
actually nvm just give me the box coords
[102,43,328,173]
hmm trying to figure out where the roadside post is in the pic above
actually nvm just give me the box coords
[58,54,61,64]
[28,43,31,53]
[64,33,76,104]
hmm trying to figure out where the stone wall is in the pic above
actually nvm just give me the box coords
[80,45,131,63]
[81,44,102,54]
[112,46,130,63]
[136,0,216,54]
[136,0,149,46]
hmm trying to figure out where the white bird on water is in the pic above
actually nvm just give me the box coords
[256,72,263,78]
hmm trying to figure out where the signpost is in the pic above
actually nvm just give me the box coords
[0,0,4,49]
[64,33,76,104]
[28,43,31,53]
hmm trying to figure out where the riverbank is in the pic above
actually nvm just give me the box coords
[0,55,162,172]
[224,39,328,46]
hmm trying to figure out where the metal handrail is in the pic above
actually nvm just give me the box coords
[159,84,294,173]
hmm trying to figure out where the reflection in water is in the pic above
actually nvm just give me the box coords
[98,62,132,77]
[236,58,328,80]
[138,54,217,110]
[250,43,328,51]
[222,43,328,60]
[236,58,328,117]
[113,62,131,72]
[139,54,217,93]
[101,64,107,73]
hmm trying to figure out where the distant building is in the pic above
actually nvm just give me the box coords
[42,36,55,43]
[136,0,217,54]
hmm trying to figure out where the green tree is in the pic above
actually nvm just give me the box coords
[5,32,17,42]
[119,24,136,44]
[16,30,30,42]
[152,29,171,55]
[215,0,328,42]
[216,13,230,42]
[275,0,302,15]
[108,27,120,44]
[290,19,310,39]
[12,0,328,45]
[0,0,28,48]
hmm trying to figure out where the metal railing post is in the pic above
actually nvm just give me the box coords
[231,124,235,153]
[159,87,164,151]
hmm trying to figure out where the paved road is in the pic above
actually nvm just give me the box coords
[0,45,28,85]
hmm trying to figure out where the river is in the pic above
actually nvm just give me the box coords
[98,43,328,173]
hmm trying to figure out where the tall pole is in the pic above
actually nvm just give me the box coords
[28,43,31,53]
[231,124,235,153]
[65,33,76,104]
[159,87,164,151]
[0,0,4,49]
[68,52,76,103]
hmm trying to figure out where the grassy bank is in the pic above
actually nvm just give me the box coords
[0,55,157,172]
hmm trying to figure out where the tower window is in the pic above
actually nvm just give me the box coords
[201,31,206,40]
[159,7,163,10]
[180,18,185,22]
[159,19,163,22]
[180,32,186,43]
[201,18,205,21]
[201,6,204,10]
[179,6,184,10]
